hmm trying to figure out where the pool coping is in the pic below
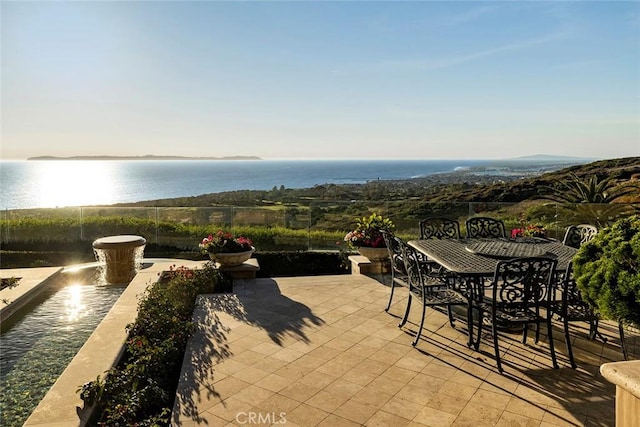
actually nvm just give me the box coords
[1,266,64,323]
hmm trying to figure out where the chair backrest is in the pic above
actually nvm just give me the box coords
[491,257,557,311]
[562,225,598,249]
[419,218,460,240]
[382,230,406,275]
[465,217,507,239]
[400,241,423,292]
[381,230,397,256]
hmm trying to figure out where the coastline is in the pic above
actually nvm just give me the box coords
[0,158,602,210]
[115,162,579,207]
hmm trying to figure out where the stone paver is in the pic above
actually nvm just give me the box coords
[172,274,637,426]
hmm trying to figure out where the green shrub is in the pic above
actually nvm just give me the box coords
[78,262,230,426]
[0,217,346,252]
[573,215,640,327]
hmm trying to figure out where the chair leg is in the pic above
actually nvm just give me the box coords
[466,302,475,348]
[547,315,558,369]
[474,310,483,351]
[446,305,455,327]
[385,280,396,312]
[522,323,529,344]
[412,303,427,347]
[398,294,412,327]
[590,319,608,342]
[564,318,577,369]
[588,319,597,340]
[533,310,543,344]
[492,322,503,374]
[619,322,628,361]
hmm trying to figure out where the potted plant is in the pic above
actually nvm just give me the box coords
[572,215,640,328]
[511,224,547,239]
[199,230,255,266]
[344,213,395,260]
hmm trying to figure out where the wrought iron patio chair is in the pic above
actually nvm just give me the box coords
[553,262,627,368]
[419,217,461,240]
[382,231,410,312]
[472,256,559,374]
[417,217,460,276]
[398,242,468,347]
[562,224,598,249]
[465,217,507,239]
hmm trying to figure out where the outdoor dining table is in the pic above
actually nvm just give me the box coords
[407,237,579,347]
[408,237,577,277]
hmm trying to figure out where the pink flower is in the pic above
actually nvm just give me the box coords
[199,230,254,253]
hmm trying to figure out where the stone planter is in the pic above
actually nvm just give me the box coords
[209,248,255,267]
[601,360,640,427]
[357,246,389,261]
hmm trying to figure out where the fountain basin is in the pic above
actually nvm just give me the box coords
[92,235,146,284]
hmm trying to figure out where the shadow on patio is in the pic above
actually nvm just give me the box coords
[173,279,326,425]
[172,274,635,426]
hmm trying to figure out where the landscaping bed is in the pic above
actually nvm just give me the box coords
[79,263,230,426]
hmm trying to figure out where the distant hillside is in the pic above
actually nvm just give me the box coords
[507,154,597,162]
[117,156,639,208]
[426,156,640,203]
[27,155,262,161]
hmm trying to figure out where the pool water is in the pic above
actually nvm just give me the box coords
[0,271,126,427]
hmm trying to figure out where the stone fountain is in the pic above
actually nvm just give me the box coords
[92,235,146,284]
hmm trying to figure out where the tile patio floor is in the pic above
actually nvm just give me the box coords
[172,274,637,426]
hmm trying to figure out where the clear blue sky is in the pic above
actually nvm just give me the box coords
[2,1,639,160]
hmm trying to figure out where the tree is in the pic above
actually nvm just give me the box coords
[573,215,640,328]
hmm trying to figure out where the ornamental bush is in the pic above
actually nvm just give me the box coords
[573,215,640,328]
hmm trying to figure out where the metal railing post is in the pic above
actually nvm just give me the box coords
[155,207,159,244]
[307,202,311,251]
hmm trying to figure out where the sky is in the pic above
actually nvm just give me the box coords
[1,0,639,160]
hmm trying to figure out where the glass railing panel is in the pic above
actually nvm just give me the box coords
[1,203,638,256]
[0,207,82,243]
[401,202,473,239]
[553,203,639,229]
[466,201,560,239]
[79,207,158,242]
[225,207,291,252]
[153,206,294,251]
[154,207,233,249]
[306,201,354,251]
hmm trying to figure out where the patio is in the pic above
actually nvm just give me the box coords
[172,273,636,426]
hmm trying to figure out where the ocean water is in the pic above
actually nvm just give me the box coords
[0,158,571,210]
